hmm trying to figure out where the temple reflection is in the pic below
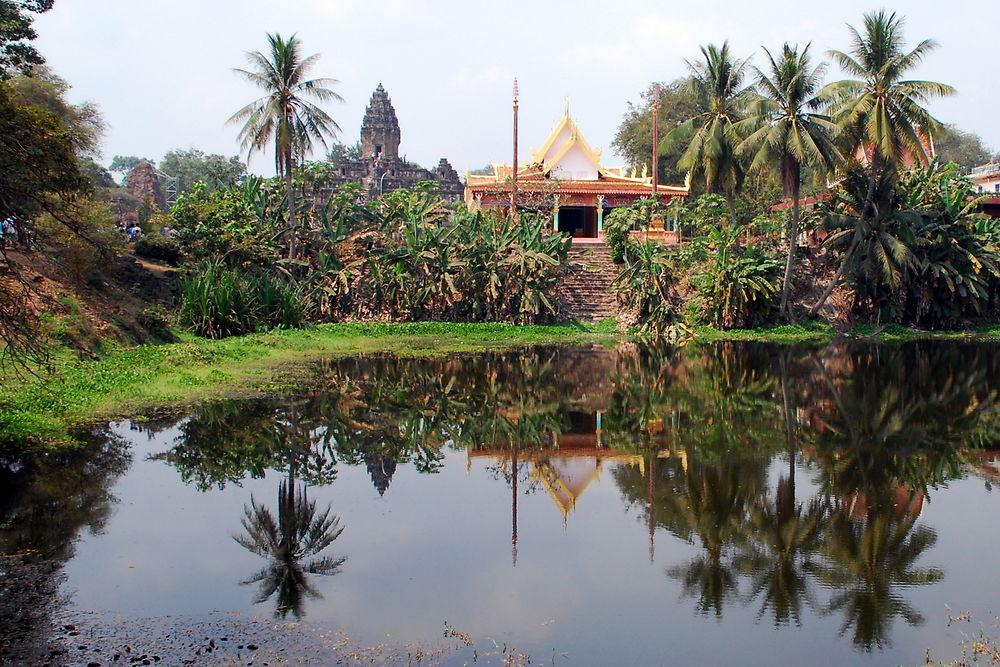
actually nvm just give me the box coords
[467,409,689,568]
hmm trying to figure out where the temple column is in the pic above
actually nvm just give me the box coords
[552,194,562,233]
[597,195,605,232]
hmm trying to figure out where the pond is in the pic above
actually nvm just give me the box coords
[2,341,1000,665]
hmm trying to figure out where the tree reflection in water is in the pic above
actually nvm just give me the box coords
[612,341,1000,649]
[0,429,132,663]
[234,475,345,619]
[810,503,942,650]
[146,341,1000,649]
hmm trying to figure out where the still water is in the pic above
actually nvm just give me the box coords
[3,341,1000,665]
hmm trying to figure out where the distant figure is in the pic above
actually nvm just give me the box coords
[162,225,172,237]
[1,218,15,246]
[128,224,143,241]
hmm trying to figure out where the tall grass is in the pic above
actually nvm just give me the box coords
[179,261,302,339]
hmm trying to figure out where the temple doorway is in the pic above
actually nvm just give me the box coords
[557,206,598,238]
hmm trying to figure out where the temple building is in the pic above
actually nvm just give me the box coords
[970,162,1000,217]
[465,109,688,238]
[326,84,464,201]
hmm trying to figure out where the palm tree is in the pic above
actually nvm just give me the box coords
[667,42,754,223]
[738,44,842,321]
[809,11,954,315]
[230,33,343,259]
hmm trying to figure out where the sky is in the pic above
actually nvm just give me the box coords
[33,0,1000,179]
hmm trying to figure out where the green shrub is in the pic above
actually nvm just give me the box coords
[179,261,258,339]
[691,224,782,329]
[611,239,679,335]
[134,234,182,265]
[257,273,304,329]
[604,208,641,263]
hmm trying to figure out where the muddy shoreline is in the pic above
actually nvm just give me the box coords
[1,552,530,666]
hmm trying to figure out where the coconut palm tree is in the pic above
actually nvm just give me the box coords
[667,42,755,223]
[738,44,842,321]
[230,33,343,259]
[809,11,954,315]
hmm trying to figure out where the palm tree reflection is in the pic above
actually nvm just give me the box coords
[234,477,346,618]
[809,499,942,650]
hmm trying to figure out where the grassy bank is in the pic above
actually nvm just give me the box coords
[689,320,1000,344]
[0,321,615,451]
[5,317,1000,453]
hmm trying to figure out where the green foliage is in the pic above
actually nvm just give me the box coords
[612,238,679,336]
[820,168,913,319]
[0,80,89,227]
[935,124,995,173]
[357,201,569,324]
[159,148,246,194]
[79,158,115,188]
[8,66,104,157]
[178,260,302,339]
[667,42,753,206]
[690,193,729,234]
[822,162,1000,327]
[133,233,181,265]
[0,72,111,366]
[897,162,1000,326]
[109,155,150,175]
[737,43,843,319]
[230,33,342,258]
[34,196,122,282]
[169,177,282,264]
[230,33,342,177]
[0,0,52,78]
[325,140,361,166]
[604,207,641,263]
[691,224,782,329]
[824,10,954,170]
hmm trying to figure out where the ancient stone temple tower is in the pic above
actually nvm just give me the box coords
[360,84,400,161]
[325,84,464,202]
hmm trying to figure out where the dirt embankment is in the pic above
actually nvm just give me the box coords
[1,249,180,359]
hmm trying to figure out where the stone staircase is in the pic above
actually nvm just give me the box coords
[557,243,621,321]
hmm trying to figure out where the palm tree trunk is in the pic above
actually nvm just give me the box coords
[284,165,298,260]
[808,167,879,317]
[725,192,738,229]
[780,178,801,323]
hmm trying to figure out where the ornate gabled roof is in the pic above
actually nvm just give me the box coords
[531,109,602,168]
[467,108,687,197]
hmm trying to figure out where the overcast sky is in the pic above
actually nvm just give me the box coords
[34,1,998,179]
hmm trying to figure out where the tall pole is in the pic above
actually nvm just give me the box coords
[512,78,519,217]
[651,83,661,201]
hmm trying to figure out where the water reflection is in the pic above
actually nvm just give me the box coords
[146,341,1000,651]
[0,430,131,662]
[234,473,346,619]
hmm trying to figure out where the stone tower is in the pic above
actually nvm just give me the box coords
[360,83,400,160]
